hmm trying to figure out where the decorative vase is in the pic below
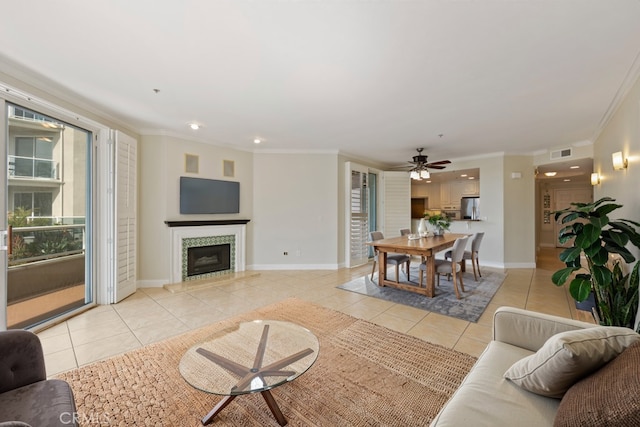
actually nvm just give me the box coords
[434,226,444,236]
[418,218,427,236]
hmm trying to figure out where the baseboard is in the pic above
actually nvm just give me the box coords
[136,280,168,288]
[247,264,339,270]
[502,262,537,268]
[538,243,556,248]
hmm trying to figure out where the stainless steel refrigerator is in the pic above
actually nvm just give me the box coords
[461,196,480,220]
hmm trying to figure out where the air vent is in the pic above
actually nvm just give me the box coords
[550,148,572,160]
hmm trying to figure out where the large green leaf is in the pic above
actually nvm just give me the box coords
[590,246,610,266]
[574,223,601,249]
[612,220,640,249]
[602,229,629,248]
[591,265,612,288]
[589,214,609,229]
[559,247,582,263]
[591,197,616,207]
[569,276,593,302]
[552,267,578,286]
[560,212,582,224]
[583,240,603,258]
[558,225,577,245]
[593,202,622,217]
[604,244,636,263]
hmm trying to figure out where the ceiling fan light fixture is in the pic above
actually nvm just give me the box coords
[420,170,430,179]
[410,171,420,180]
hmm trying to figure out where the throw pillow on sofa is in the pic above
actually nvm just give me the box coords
[503,326,640,398]
[554,340,640,426]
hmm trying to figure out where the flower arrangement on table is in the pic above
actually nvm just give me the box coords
[424,213,451,235]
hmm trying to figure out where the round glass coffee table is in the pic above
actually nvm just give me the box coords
[180,320,319,426]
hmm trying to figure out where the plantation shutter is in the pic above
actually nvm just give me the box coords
[346,162,370,267]
[112,130,137,302]
[382,171,411,238]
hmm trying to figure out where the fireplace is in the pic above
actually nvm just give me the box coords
[167,220,248,284]
[187,244,230,277]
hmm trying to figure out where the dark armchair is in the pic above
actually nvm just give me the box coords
[0,330,78,427]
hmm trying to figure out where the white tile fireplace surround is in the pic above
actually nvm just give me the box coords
[166,220,248,284]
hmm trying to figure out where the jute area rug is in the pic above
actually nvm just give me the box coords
[57,298,476,426]
[337,266,505,323]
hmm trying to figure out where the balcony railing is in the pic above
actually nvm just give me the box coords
[8,155,58,180]
[8,223,85,266]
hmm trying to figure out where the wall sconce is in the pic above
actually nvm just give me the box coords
[612,151,628,170]
[590,172,600,186]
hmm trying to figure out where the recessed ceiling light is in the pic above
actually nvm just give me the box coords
[468,176,475,180]
[460,174,468,177]
[570,165,580,169]
[189,123,200,130]
[563,179,571,182]
[254,138,261,144]
[544,172,557,177]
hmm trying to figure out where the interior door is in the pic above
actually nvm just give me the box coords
[554,188,593,248]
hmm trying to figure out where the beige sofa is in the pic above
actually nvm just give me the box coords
[430,306,597,427]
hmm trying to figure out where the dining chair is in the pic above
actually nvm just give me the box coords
[445,232,484,281]
[400,228,411,236]
[420,235,469,299]
[369,231,411,284]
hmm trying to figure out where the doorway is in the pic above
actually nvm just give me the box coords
[554,188,593,248]
[3,103,94,329]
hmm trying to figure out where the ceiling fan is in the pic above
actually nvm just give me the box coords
[398,148,451,180]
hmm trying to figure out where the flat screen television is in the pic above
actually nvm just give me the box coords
[179,177,240,214]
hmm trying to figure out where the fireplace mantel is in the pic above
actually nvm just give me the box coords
[165,219,250,227]
[168,221,247,283]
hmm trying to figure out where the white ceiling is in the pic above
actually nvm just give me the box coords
[2,1,640,168]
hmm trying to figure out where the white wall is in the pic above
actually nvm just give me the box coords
[138,135,254,284]
[593,73,640,258]
[591,73,640,327]
[446,155,508,269]
[252,152,338,269]
[503,155,536,267]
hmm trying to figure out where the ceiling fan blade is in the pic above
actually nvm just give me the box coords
[427,165,447,170]
[426,160,451,166]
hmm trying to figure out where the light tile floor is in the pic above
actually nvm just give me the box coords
[38,248,592,377]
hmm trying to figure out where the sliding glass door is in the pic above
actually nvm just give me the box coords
[2,102,93,329]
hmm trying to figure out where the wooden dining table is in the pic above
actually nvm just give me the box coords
[367,233,469,298]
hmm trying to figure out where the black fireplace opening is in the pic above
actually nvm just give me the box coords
[187,243,231,277]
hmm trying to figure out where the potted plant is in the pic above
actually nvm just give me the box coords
[425,213,451,236]
[551,197,640,331]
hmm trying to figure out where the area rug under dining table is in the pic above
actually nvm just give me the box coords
[337,266,506,322]
[56,297,476,426]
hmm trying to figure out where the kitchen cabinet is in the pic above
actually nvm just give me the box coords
[462,180,479,196]
[450,182,463,208]
[412,182,440,208]
[440,180,479,209]
[440,182,452,207]
[441,181,463,209]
